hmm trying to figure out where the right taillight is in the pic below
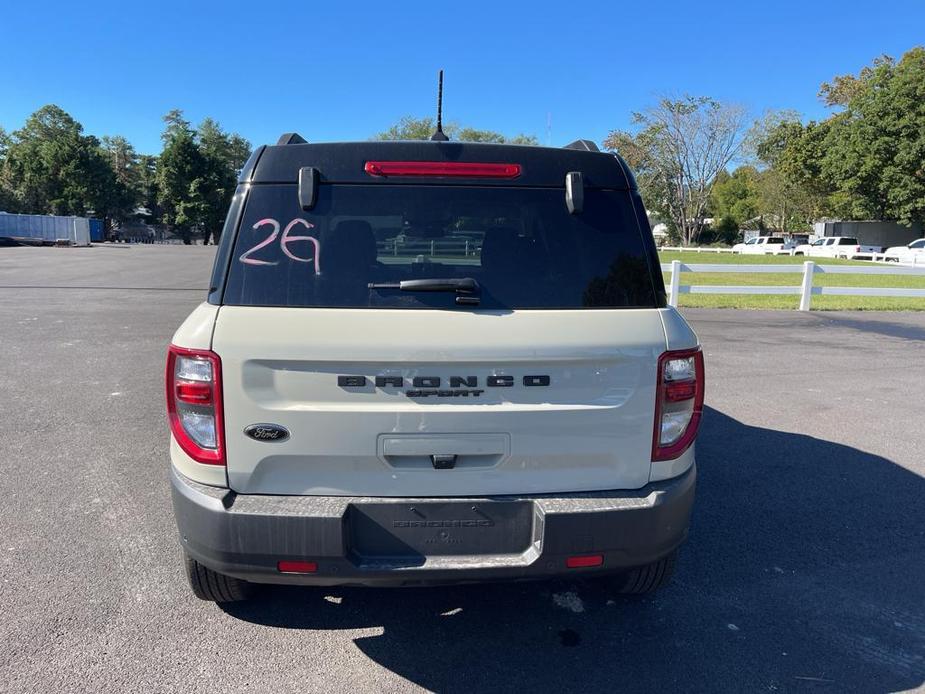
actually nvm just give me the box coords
[166,345,225,465]
[652,348,705,461]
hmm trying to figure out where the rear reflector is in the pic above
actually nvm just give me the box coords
[566,554,604,569]
[277,560,318,574]
[364,161,521,179]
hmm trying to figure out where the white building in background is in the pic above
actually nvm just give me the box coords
[651,223,668,244]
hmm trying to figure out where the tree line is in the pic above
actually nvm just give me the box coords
[2,47,920,247]
[605,46,925,246]
[0,106,251,243]
[0,108,535,243]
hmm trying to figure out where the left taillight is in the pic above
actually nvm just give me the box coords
[652,348,705,461]
[166,345,224,465]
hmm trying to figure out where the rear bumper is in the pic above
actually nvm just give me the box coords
[170,464,696,586]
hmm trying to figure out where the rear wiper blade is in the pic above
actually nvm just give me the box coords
[368,277,480,305]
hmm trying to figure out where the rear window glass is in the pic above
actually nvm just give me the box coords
[222,185,658,310]
[767,237,784,243]
[838,237,858,245]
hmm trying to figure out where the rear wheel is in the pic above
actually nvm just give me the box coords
[609,551,678,594]
[184,553,254,602]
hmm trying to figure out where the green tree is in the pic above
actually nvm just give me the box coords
[198,118,251,173]
[0,126,13,211]
[136,154,159,221]
[818,55,894,107]
[162,109,193,142]
[100,135,138,188]
[604,96,751,245]
[196,118,251,243]
[376,116,538,144]
[155,112,251,244]
[824,48,925,224]
[0,105,123,224]
[760,47,925,227]
[709,215,741,244]
[710,166,761,227]
[156,112,207,244]
[376,116,448,140]
[99,135,141,228]
[455,127,538,145]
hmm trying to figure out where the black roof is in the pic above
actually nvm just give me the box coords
[241,140,635,190]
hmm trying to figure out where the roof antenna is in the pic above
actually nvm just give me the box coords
[430,70,449,141]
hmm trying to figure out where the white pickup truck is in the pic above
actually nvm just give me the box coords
[731,236,786,255]
[792,236,881,259]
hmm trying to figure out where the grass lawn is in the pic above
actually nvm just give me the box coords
[657,251,925,311]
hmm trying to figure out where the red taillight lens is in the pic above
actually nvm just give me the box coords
[665,380,697,402]
[175,381,213,404]
[364,161,521,179]
[166,345,224,466]
[652,348,704,461]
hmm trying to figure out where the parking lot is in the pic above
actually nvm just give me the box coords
[1,245,923,693]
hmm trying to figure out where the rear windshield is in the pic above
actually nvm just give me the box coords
[222,185,659,310]
[767,237,784,243]
[838,237,858,245]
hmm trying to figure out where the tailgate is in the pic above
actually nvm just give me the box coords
[213,307,668,496]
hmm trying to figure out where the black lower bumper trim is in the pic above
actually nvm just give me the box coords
[170,464,696,586]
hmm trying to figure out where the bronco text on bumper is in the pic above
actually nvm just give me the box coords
[166,136,704,602]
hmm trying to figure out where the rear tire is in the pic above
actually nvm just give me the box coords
[610,551,678,594]
[184,553,254,602]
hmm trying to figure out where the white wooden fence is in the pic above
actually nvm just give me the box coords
[660,246,734,254]
[660,245,924,265]
[662,260,925,310]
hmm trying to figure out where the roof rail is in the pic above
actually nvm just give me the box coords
[563,139,600,152]
[276,132,308,145]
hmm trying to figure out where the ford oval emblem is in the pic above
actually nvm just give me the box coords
[244,423,290,442]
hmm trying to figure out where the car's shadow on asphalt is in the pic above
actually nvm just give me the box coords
[221,406,925,692]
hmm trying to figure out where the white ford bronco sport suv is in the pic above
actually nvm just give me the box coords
[167,135,703,602]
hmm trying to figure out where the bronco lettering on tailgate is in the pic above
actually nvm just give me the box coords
[337,374,549,397]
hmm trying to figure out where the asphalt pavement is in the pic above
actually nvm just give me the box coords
[1,245,923,693]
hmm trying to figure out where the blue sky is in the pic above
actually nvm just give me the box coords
[1,0,922,154]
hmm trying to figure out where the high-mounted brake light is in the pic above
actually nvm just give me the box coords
[652,348,704,461]
[364,161,521,179]
[166,345,225,465]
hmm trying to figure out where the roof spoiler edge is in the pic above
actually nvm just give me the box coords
[563,139,600,152]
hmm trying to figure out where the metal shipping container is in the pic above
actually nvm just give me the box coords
[0,213,92,246]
